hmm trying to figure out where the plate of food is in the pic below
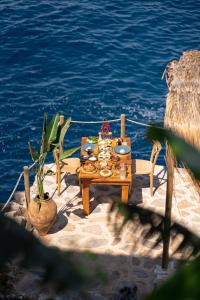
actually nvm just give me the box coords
[111,155,120,162]
[82,143,97,152]
[82,163,96,173]
[99,168,113,178]
[114,145,131,155]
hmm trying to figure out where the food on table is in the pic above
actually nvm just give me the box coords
[99,145,112,151]
[82,163,96,173]
[119,148,126,154]
[89,156,97,161]
[98,139,112,147]
[107,161,113,170]
[114,145,131,155]
[93,146,98,155]
[111,155,120,162]
[99,168,113,177]
[99,160,107,169]
[87,136,98,143]
[113,163,121,175]
[81,136,131,180]
[98,138,112,161]
[112,139,117,148]
[82,143,96,152]
[98,149,111,160]
[115,163,121,170]
[94,161,100,169]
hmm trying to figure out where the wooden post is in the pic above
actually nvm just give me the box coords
[23,166,30,210]
[121,114,126,139]
[162,143,174,269]
[59,115,65,154]
[54,149,61,196]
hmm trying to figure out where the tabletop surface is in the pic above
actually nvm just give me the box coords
[79,137,132,184]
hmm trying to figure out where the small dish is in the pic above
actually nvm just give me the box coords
[99,169,113,178]
[111,155,120,162]
[82,143,97,152]
[82,155,89,160]
[89,156,97,161]
[114,145,131,155]
[82,164,96,173]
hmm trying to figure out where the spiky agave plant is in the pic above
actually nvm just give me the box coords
[29,113,80,201]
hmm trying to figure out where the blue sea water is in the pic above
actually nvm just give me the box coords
[0,0,200,201]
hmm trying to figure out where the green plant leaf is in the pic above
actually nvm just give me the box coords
[51,123,62,149]
[40,152,47,162]
[42,112,47,133]
[147,127,200,180]
[41,112,47,154]
[29,142,39,162]
[59,117,72,145]
[59,146,80,161]
[49,118,71,152]
[46,113,60,147]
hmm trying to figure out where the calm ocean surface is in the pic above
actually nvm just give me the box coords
[0,0,200,201]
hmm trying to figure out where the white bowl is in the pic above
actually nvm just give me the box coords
[119,149,126,154]
[89,156,97,161]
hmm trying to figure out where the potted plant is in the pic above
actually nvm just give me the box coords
[28,113,80,235]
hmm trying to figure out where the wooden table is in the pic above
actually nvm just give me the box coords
[79,137,132,215]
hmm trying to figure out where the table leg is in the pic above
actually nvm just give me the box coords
[121,185,129,204]
[82,183,90,215]
[79,177,82,196]
[129,175,133,194]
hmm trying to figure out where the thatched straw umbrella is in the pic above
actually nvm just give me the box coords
[165,50,200,150]
[162,50,200,268]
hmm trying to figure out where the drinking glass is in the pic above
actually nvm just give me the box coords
[93,146,98,155]
[120,163,126,180]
